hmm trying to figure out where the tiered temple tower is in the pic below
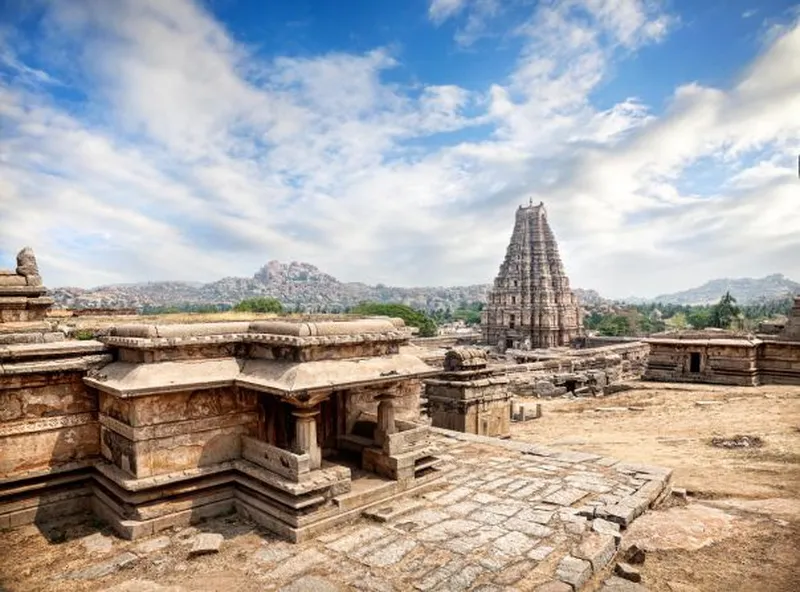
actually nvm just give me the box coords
[482,201,583,351]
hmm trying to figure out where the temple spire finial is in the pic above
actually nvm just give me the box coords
[529,197,533,207]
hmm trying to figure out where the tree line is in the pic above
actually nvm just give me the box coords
[585,292,794,337]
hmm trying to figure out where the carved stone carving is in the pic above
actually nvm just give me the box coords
[482,202,583,350]
[16,247,42,286]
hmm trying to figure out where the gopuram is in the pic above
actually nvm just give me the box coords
[0,249,444,542]
[482,201,583,351]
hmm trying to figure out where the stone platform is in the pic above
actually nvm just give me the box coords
[0,430,670,592]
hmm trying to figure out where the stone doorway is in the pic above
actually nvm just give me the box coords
[256,392,296,451]
[689,352,701,373]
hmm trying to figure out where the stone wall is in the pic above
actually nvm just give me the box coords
[643,339,759,386]
[755,340,800,385]
[426,379,511,437]
[504,342,649,397]
[642,331,800,386]
[409,333,481,349]
[0,342,111,529]
[96,387,258,478]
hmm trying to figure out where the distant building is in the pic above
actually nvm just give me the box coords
[482,201,583,351]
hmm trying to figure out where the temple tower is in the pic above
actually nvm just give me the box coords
[482,201,583,351]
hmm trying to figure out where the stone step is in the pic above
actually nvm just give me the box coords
[362,498,424,523]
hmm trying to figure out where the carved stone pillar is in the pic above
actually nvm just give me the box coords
[293,408,321,470]
[374,394,397,446]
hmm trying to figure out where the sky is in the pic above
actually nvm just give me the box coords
[0,0,799,299]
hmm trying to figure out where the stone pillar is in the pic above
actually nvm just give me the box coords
[374,394,397,446]
[293,408,321,470]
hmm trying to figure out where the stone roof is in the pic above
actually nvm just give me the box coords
[84,353,437,398]
[102,318,410,350]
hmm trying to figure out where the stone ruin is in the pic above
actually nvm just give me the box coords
[424,347,512,438]
[482,201,583,352]
[0,247,64,344]
[644,325,800,386]
[0,253,446,542]
[0,249,683,592]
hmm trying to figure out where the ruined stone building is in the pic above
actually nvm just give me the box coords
[643,321,800,386]
[1,248,445,542]
[482,201,583,351]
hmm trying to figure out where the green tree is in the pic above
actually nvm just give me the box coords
[686,307,713,329]
[596,314,632,336]
[710,292,740,329]
[666,311,688,330]
[349,302,438,337]
[233,297,284,314]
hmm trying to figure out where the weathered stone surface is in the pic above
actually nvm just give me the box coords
[600,575,649,591]
[67,552,138,580]
[133,536,171,555]
[188,533,223,557]
[543,487,589,506]
[555,555,592,589]
[362,538,417,567]
[528,545,555,561]
[81,532,113,554]
[575,532,617,572]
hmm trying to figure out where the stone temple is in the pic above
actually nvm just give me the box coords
[482,201,583,351]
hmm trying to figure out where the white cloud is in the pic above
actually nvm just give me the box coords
[428,0,469,24]
[0,0,798,300]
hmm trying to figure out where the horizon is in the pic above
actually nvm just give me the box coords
[1,0,799,300]
[49,255,797,300]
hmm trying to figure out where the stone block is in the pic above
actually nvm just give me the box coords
[188,532,224,557]
[575,532,617,572]
[555,555,592,590]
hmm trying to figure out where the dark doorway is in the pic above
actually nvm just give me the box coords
[565,380,577,394]
[689,352,701,373]
[505,338,514,350]
[257,393,295,450]
[319,392,341,457]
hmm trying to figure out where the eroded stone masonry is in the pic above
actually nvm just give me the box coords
[482,202,583,351]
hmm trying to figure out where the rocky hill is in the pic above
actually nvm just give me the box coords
[51,261,493,313]
[653,274,800,305]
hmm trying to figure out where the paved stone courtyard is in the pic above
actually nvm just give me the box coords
[0,430,670,592]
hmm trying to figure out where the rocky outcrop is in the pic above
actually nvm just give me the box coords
[482,201,583,350]
[50,261,492,313]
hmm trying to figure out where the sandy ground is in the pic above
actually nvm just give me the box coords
[511,382,800,592]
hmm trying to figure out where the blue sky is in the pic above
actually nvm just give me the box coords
[0,0,799,298]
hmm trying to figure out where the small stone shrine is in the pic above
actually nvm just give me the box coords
[424,347,512,437]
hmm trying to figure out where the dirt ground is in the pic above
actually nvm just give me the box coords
[511,382,800,592]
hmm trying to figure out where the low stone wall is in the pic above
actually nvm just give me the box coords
[756,339,800,385]
[504,342,649,397]
[410,333,481,348]
[242,436,310,481]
